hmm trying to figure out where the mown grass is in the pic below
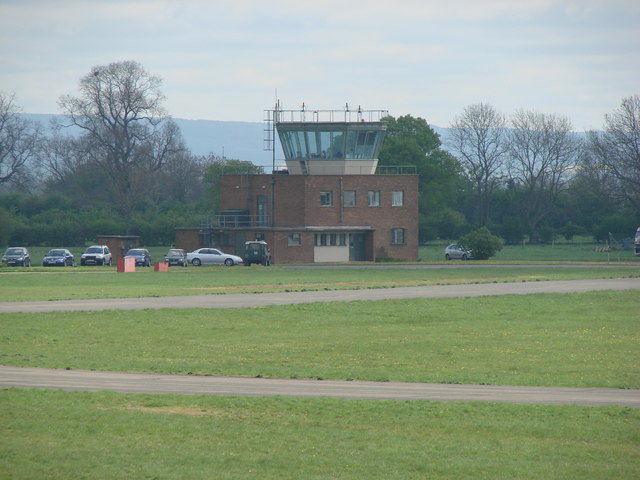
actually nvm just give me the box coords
[0,264,638,302]
[1,389,638,480]
[2,290,638,388]
[421,240,640,263]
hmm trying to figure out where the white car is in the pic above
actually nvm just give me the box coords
[187,248,243,266]
[80,245,112,266]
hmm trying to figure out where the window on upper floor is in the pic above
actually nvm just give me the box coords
[392,190,404,206]
[368,190,380,207]
[343,190,356,207]
[320,191,333,206]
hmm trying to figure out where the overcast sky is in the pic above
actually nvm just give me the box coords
[1,0,638,131]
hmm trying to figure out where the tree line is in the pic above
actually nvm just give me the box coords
[0,60,638,249]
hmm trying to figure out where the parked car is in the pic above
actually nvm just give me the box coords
[124,248,151,267]
[187,248,243,266]
[42,248,75,267]
[2,247,31,267]
[165,248,188,267]
[444,244,473,261]
[80,245,112,266]
[243,240,271,266]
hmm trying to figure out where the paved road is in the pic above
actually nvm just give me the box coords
[3,277,639,406]
[1,277,639,313]
[2,366,639,407]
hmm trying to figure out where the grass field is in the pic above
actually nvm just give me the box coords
[1,261,639,479]
[2,389,637,480]
[1,290,638,388]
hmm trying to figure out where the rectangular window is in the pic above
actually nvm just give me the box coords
[343,190,356,207]
[392,190,404,206]
[391,228,405,245]
[314,233,347,246]
[368,190,380,207]
[288,233,301,246]
[257,195,268,225]
[320,191,333,206]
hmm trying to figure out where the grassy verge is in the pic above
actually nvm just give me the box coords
[420,239,640,262]
[2,290,637,388]
[0,265,638,302]
[2,389,638,480]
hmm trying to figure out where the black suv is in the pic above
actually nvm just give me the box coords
[243,241,271,266]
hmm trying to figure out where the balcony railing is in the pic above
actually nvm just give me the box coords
[200,214,271,229]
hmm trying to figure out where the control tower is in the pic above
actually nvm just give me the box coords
[267,103,389,175]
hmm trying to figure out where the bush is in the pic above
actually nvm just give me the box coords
[459,227,503,260]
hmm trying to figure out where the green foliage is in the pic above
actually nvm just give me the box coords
[459,226,503,260]
[494,216,527,245]
[0,206,14,246]
[379,115,464,242]
[560,222,588,241]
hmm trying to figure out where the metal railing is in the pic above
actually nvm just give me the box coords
[200,215,271,229]
[269,104,389,124]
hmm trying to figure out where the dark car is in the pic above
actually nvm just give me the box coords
[165,248,188,267]
[80,245,112,266]
[243,240,271,266]
[42,248,75,267]
[2,247,31,267]
[124,248,151,267]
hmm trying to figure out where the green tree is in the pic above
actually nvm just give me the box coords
[0,206,15,246]
[379,115,464,241]
[459,226,503,260]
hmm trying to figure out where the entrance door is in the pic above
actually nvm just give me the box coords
[234,233,246,257]
[349,233,365,261]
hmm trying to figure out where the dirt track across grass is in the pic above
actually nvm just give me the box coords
[1,366,639,407]
[1,277,639,313]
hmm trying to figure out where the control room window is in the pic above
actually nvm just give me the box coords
[288,233,301,246]
[320,191,333,206]
[368,190,380,207]
[392,190,404,206]
[343,190,356,207]
[391,228,405,245]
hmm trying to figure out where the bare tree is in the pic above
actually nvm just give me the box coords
[449,103,508,225]
[507,109,582,241]
[0,92,42,185]
[57,60,187,216]
[587,94,640,213]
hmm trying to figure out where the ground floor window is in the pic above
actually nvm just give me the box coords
[391,228,405,245]
[288,233,301,246]
[314,233,347,246]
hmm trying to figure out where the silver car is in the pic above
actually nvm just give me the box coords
[444,244,473,261]
[80,245,112,266]
[187,248,243,266]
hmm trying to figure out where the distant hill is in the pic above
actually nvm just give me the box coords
[22,114,452,167]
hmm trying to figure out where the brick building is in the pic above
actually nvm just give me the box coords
[176,106,419,264]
